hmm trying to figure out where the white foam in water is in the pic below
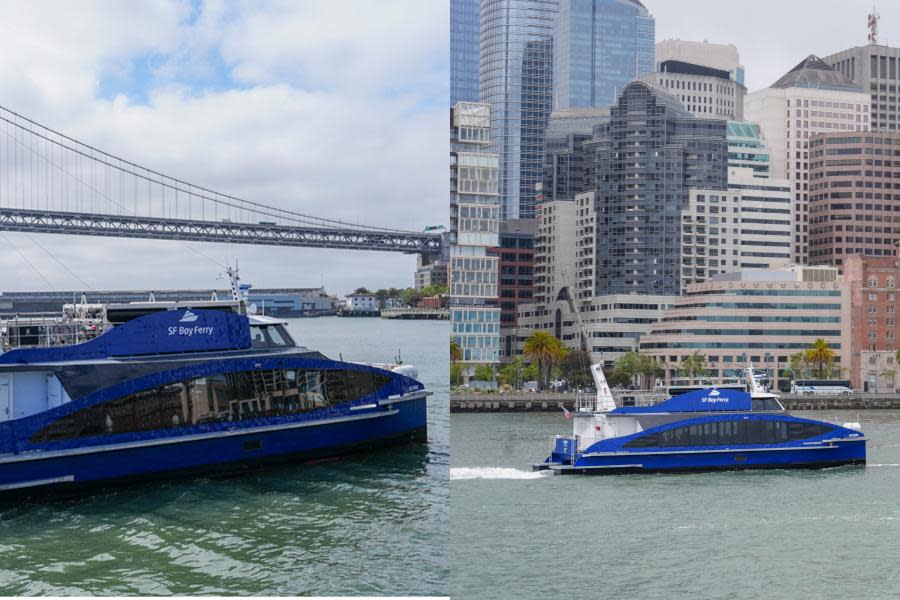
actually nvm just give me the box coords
[868,463,900,467]
[451,467,549,480]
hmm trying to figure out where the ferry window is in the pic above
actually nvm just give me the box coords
[267,326,290,347]
[29,368,392,444]
[630,418,828,449]
[751,398,782,411]
[624,432,659,448]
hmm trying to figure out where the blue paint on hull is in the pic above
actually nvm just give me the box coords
[544,440,865,474]
[0,396,427,495]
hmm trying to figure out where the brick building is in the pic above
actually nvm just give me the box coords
[809,132,900,267]
[844,252,900,389]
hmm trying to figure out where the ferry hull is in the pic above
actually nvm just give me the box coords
[0,396,427,498]
[539,439,866,475]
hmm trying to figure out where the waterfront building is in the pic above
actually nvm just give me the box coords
[543,108,609,203]
[745,55,870,265]
[583,81,728,296]
[0,288,338,318]
[450,102,502,363]
[552,0,654,111]
[843,252,900,390]
[808,131,900,267]
[656,39,745,86]
[639,265,852,391]
[344,292,379,312]
[515,293,675,364]
[451,0,482,105]
[489,219,536,330]
[727,121,771,177]
[824,43,900,132]
[480,0,559,220]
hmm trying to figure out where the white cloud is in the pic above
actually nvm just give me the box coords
[0,0,448,295]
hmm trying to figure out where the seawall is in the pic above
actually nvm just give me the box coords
[450,392,900,413]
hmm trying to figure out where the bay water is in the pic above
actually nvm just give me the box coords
[0,317,449,596]
[452,410,900,600]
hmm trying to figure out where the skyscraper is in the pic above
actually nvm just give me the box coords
[584,81,728,296]
[823,43,900,132]
[480,0,559,221]
[450,102,502,363]
[745,55,870,264]
[451,0,481,105]
[553,0,655,111]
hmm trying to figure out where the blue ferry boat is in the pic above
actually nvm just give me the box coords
[534,365,865,475]
[0,294,429,497]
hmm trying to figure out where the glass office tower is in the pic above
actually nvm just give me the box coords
[451,0,481,105]
[553,0,655,110]
[480,0,559,221]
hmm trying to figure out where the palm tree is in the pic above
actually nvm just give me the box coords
[523,331,563,390]
[805,338,835,378]
[450,338,462,363]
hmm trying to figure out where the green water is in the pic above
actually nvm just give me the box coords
[451,411,900,600]
[0,317,449,596]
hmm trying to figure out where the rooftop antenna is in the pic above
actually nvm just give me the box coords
[868,8,880,45]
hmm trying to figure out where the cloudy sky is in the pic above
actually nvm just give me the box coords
[652,0,900,91]
[0,0,894,297]
[0,0,448,296]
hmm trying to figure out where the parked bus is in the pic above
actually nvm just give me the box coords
[790,379,853,395]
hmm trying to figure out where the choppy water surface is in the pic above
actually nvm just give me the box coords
[452,411,900,600]
[0,317,449,596]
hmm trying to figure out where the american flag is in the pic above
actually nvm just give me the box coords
[561,406,572,419]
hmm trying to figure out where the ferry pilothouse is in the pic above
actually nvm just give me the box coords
[0,270,429,497]
[534,364,866,474]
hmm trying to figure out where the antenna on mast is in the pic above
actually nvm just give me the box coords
[868,8,880,45]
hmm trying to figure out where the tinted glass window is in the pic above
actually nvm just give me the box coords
[625,419,833,449]
[30,368,391,443]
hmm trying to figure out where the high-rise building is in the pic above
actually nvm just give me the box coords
[450,0,481,105]
[823,44,900,132]
[583,81,728,296]
[489,219,536,332]
[745,55,870,265]
[552,0,655,111]
[480,0,559,221]
[543,108,609,203]
[639,62,745,120]
[727,121,770,177]
[681,167,792,288]
[809,131,900,267]
[450,102,502,363]
[656,39,745,86]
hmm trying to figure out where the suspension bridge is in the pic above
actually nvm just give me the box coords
[0,106,442,254]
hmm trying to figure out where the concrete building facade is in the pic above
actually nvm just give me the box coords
[745,55,870,264]
[639,265,852,390]
[450,102,502,363]
[639,62,745,120]
[656,39,745,86]
[808,131,900,267]
[824,44,900,132]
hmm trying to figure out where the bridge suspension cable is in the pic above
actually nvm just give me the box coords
[0,104,423,235]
